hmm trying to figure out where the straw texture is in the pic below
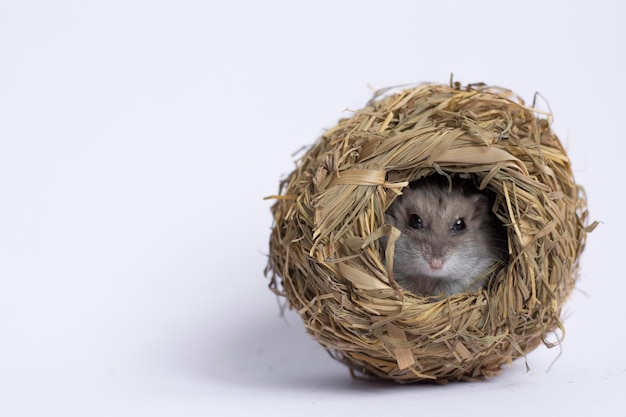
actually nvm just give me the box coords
[266,82,594,383]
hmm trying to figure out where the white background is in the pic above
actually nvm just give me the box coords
[1,1,623,416]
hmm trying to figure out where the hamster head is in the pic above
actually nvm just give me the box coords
[385,176,507,297]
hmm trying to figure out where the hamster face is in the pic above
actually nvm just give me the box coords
[385,177,507,297]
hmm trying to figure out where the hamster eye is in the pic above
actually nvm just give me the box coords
[409,214,423,229]
[452,218,466,231]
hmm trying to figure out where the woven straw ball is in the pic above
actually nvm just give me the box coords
[266,82,592,383]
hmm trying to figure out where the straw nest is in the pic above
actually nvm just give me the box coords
[266,82,594,383]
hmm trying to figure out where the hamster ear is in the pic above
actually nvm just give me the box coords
[470,193,489,210]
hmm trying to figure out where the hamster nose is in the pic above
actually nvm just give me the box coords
[429,258,444,270]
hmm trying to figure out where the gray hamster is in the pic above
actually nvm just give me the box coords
[385,175,507,297]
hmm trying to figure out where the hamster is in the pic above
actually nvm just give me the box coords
[384,175,507,297]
